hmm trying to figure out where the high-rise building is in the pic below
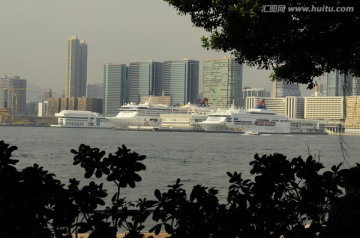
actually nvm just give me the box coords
[0,76,27,115]
[163,59,199,106]
[128,61,164,104]
[326,70,353,96]
[202,57,243,108]
[65,35,88,98]
[103,64,127,115]
[352,77,360,96]
[272,81,300,98]
[87,83,103,99]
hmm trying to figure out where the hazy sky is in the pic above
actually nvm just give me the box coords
[0,0,292,96]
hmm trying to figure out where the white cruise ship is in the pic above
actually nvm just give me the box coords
[107,99,178,130]
[199,100,291,134]
[51,110,113,129]
[159,104,212,131]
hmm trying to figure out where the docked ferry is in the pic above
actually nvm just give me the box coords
[199,100,291,134]
[51,110,113,129]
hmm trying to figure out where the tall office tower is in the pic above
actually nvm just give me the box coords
[128,61,163,104]
[0,76,27,115]
[202,57,243,108]
[163,59,199,106]
[272,81,300,98]
[87,83,103,98]
[65,35,88,98]
[327,70,353,96]
[103,64,127,115]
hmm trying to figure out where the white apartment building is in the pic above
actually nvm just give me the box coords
[246,96,304,119]
[242,87,271,108]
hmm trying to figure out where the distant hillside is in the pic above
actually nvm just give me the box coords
[26,82,60,102]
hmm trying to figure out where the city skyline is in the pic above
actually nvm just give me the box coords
[0,0,276,96]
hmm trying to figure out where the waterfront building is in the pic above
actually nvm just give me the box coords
[0,108,10,124]
[272,81,300,98]
[163,59,199,106]
[290,119,326,134]
[47,98,61,116]
[304,96,344,120]
[345,96,360,133]
[87,83,103,99]
[242,87,271,98]
[128,61,163,104]
[26,102,38,117]
[103,64,127,115]
[78,97,103,113]
[60,98,69,111]
[0,76,27,115]
[47,97,103,115]
[38,101,48,117]
[202,57,243,108]
[65,35,88,98]
[246,96,304,119]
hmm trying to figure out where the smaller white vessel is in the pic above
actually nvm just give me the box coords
[243,131,260,135]
[51,110,113,129]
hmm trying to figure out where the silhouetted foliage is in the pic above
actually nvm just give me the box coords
[150,153,344,238]
[322,165,360,238]
[0,140,352,238]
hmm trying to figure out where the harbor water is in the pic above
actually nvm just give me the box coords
[1,126,360,203]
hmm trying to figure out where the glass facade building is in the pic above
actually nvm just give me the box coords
[0,76,27,115]
[128,61,163,104]
[86,83,103,99]
[202,57,243,108]
[103,64,127,115]
[272,81,300,98]
[65,35,87,98]
[163,59,199,106]
[327,70,353,96]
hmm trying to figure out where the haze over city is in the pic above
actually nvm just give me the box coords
[0,0,280,96]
